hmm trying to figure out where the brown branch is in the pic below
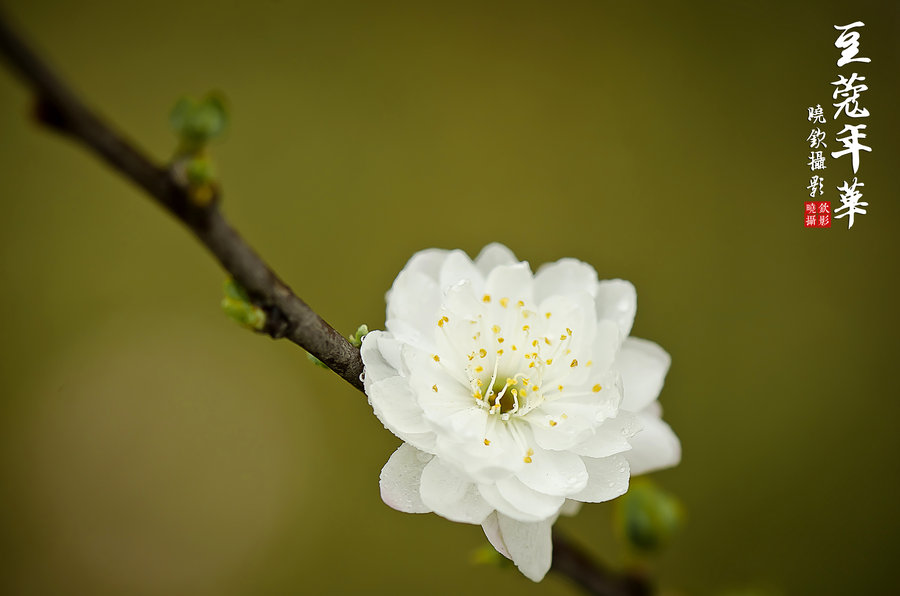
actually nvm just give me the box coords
[0,11,651,596]
[551,530,653,596]
[0,10,363,392]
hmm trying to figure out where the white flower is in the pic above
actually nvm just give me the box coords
[361,243,680,581]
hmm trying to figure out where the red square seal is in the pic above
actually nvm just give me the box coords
[805,202,830,228]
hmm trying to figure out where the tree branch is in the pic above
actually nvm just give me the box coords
[0,11,651,596]
[0,10,363,391]
[551,530,652,596]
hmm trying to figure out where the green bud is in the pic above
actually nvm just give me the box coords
[169,92,228,151]
[185,156,215,186]
[348,324,369,348]
[614,478,684,554]
[221,279,266,331]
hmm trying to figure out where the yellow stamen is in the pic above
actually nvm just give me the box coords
[499,297,509,308]
[592,384,602,392]
[570,359,578,367]
[483,294,491,303]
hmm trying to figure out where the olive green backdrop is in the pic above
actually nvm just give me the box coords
[1,1,897,595]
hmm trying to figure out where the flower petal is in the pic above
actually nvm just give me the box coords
[386,270,441,349]
[595,279,637,337]
[515,447,588,497]
[360,331,405,384]
[617,337,671,412]
[627,411,681,475]
[380,443,433,514]
[497,513,554,582]
[494,476,565,521]
[570,454,630,503]
[558,499,582,517]
[439,250,485,294]
[571,411,640,458]
[396,248,452,281]
[534,258,599,303]
[484,263,535,305]
[481,512,511,559]
[474,243,519,274]
[419,457,493,524]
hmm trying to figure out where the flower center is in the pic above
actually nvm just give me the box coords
[434,293,585,422]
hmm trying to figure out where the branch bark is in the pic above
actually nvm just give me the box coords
[0,10,364,391]
[0,11,652,596]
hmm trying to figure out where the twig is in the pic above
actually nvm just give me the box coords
[0,11,652,596]
[0,10,364,391]
[551,530,653,596]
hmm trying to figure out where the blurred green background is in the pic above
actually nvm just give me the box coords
[1,1,898,594]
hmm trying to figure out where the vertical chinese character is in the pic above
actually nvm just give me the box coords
[834,177,867,228]
[808,151,827,171]
[831,124,871,173]
[831,73,870,118]
[807,128,827,148]
[834,22,871,67]
[807,105,827,123]
[807,176,825,197]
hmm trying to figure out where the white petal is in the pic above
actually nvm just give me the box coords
[497,513,554,582]
[419,457,493,524]
[516,447,588,497]
[380,443,433,514]
[495,476,565,521]
[439,250,485,294]
[478,482,546,523]
[595,279,637,337]
[627,411,681,475]
[386,270,441,348]
[589,318,623,373]
[570,454,630,503]
[484,263,535,305]
[437,420,525,484]
[558,499,583,517]
[360,331,405,385]
[617,337,671,413]
[481,512,511,559]
[367,376,432,438]
[571,411,640,459]
[396,248,452,281]
[475,243,519,274]
[534,258,599,303]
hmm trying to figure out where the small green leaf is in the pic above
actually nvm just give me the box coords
[306,352,330,369]
[348,324,369,348]
[221,278,265,331]
[186,156,215,186]
[169,92,228,151]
